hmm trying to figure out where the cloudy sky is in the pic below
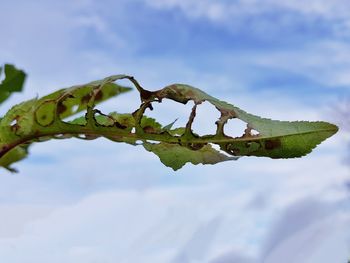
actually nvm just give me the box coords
[0,0,349,262]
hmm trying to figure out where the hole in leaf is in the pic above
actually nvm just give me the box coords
[54,134,72,139]
[71,105,79,113]
[192,101,220,136]
[211,143,233,157]
[61,79,134,124]
[10,118,19,132]
[224,118,247,137]
[76,134,99,140]
[58,95,84,123]
[146,140,158,144]
[10,119,17,126]
[131,127,136,133]
[95,81,138,116]
[251,129,259,136]
[135,140,143,145]
[145,99,194,130]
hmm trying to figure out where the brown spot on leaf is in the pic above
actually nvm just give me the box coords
[94,90,103,101]
[115,122,127,129]
[143,126,158,134]
[81,93,91,104]
[1,146,8,151]
[10,126,18,133]
[187,143,205,150]
[218,109,236,124]
[265,139,281,150]
[57,102,67,115]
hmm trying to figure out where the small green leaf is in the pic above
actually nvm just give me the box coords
[1,64,26,92]
[0,146,28,173]
[143,142,237,170]
[0,64,26,104]
[162,119,177,131]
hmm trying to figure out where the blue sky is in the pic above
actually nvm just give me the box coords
[0,0,349,262]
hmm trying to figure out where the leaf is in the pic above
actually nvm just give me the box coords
[145,84,339,158]
[0,75,132,171]
[0,64,26,92]
[162,119,177,131]
[0,146,28,173]
[143,142,237,170]
[0,64,26,104]
[0,74,338,172]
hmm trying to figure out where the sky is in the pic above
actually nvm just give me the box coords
[0,0,349,262]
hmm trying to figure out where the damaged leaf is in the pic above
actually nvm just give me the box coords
[0,75,131,171]
[0,74,338,172]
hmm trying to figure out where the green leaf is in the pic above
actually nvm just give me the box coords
[143,142,237,170]
[0,75,132,171]
[0,75,338,172]
[0,64,26,104]
[149,84,338,158]
[223,121,337,158]
[1,64,26,92]
[0,146,28,173]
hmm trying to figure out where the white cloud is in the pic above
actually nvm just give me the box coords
[0,204,55,238]
[262,0,350,19]
[262,199,350,263]
[144,0,350,22]
[144,0,350,47]
[0,189,348,262]
[0,188,254,262]
[250,41,350,87]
